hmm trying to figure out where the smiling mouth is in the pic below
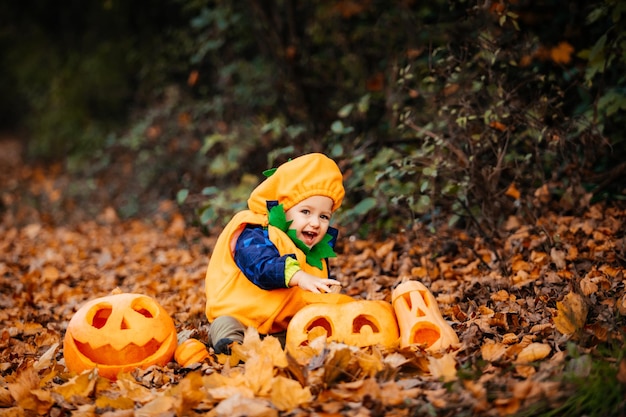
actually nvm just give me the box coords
[302,231,318,246]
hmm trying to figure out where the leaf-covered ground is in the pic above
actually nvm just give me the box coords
[1,148,625,416]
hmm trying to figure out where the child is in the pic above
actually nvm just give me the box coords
[204,153,354,354]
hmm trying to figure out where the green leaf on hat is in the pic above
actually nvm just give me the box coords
[268,203,292,231]
[262,167,277,177]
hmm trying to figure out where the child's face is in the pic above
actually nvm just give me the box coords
[285,195,334,248]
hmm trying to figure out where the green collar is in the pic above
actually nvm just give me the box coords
[267,203,336,269]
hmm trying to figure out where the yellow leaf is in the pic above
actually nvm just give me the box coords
[53,369,101,401]
[135,396,176,417]
[356,349,384,377]
[428,353,457,382]
[115,373,155,403]
[515,343,551,363]
[258,335,288,368]
[553,292,588,335]
[270,376,312,411]
[244,354,274,396]
[95,394,134,410]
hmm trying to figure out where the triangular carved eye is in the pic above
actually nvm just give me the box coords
[398,291,428,316]
[133,307,154,318]
[352,314,380,334]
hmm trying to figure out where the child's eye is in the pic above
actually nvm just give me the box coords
[321,214,330,221]
[301,209,310,215]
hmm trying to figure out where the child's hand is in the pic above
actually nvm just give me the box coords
[290,271,342,294]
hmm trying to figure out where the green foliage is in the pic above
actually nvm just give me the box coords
[519,341,626,417]
[2,0,623,237]
[322,0,625,235]
[194,174,258,227]
[0,0,189,158]
[164,0,624,237]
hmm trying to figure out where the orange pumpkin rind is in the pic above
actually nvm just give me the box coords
[286,300,399,354]
[63,293,178,380]
[175,338,210,367]
[392,281,459,352]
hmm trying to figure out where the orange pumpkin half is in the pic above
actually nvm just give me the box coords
[286,300,399,353]
[63,293,177,380]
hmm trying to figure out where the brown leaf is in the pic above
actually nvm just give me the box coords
[323,347,353,386]
[579,276,598,296]
[553,292,588,336]
[515,343,551,364]
[7,368,53,415]
[481,340,507,362]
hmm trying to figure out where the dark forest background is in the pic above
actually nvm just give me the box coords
[0,0,624,237]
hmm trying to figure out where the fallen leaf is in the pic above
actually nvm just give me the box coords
[135,395,176,417]
[270,376,312,411]
[54,369,106,401]
[481,340,507,362]
[579,276,598,296]
[209,393,276,417]
[505,183,520,199]
[7,368,53,415]
[244,354,274,396]
[428,353,457,382]
[553,292,588,335]
[33,342,59,371]
[515,343,551,363]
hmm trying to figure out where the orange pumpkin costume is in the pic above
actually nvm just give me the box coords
[204,153,354,335]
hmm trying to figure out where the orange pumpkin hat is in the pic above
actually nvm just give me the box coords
[247,153,345,214]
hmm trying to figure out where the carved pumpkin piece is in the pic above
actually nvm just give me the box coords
[286,300,399,352]
[392,281,459,352]
[63,293,177,380]
[73,301,163,364]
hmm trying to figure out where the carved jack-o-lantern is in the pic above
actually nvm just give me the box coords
[63,293,177,380]
[286,300,399,352]
[392,281,459,352]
